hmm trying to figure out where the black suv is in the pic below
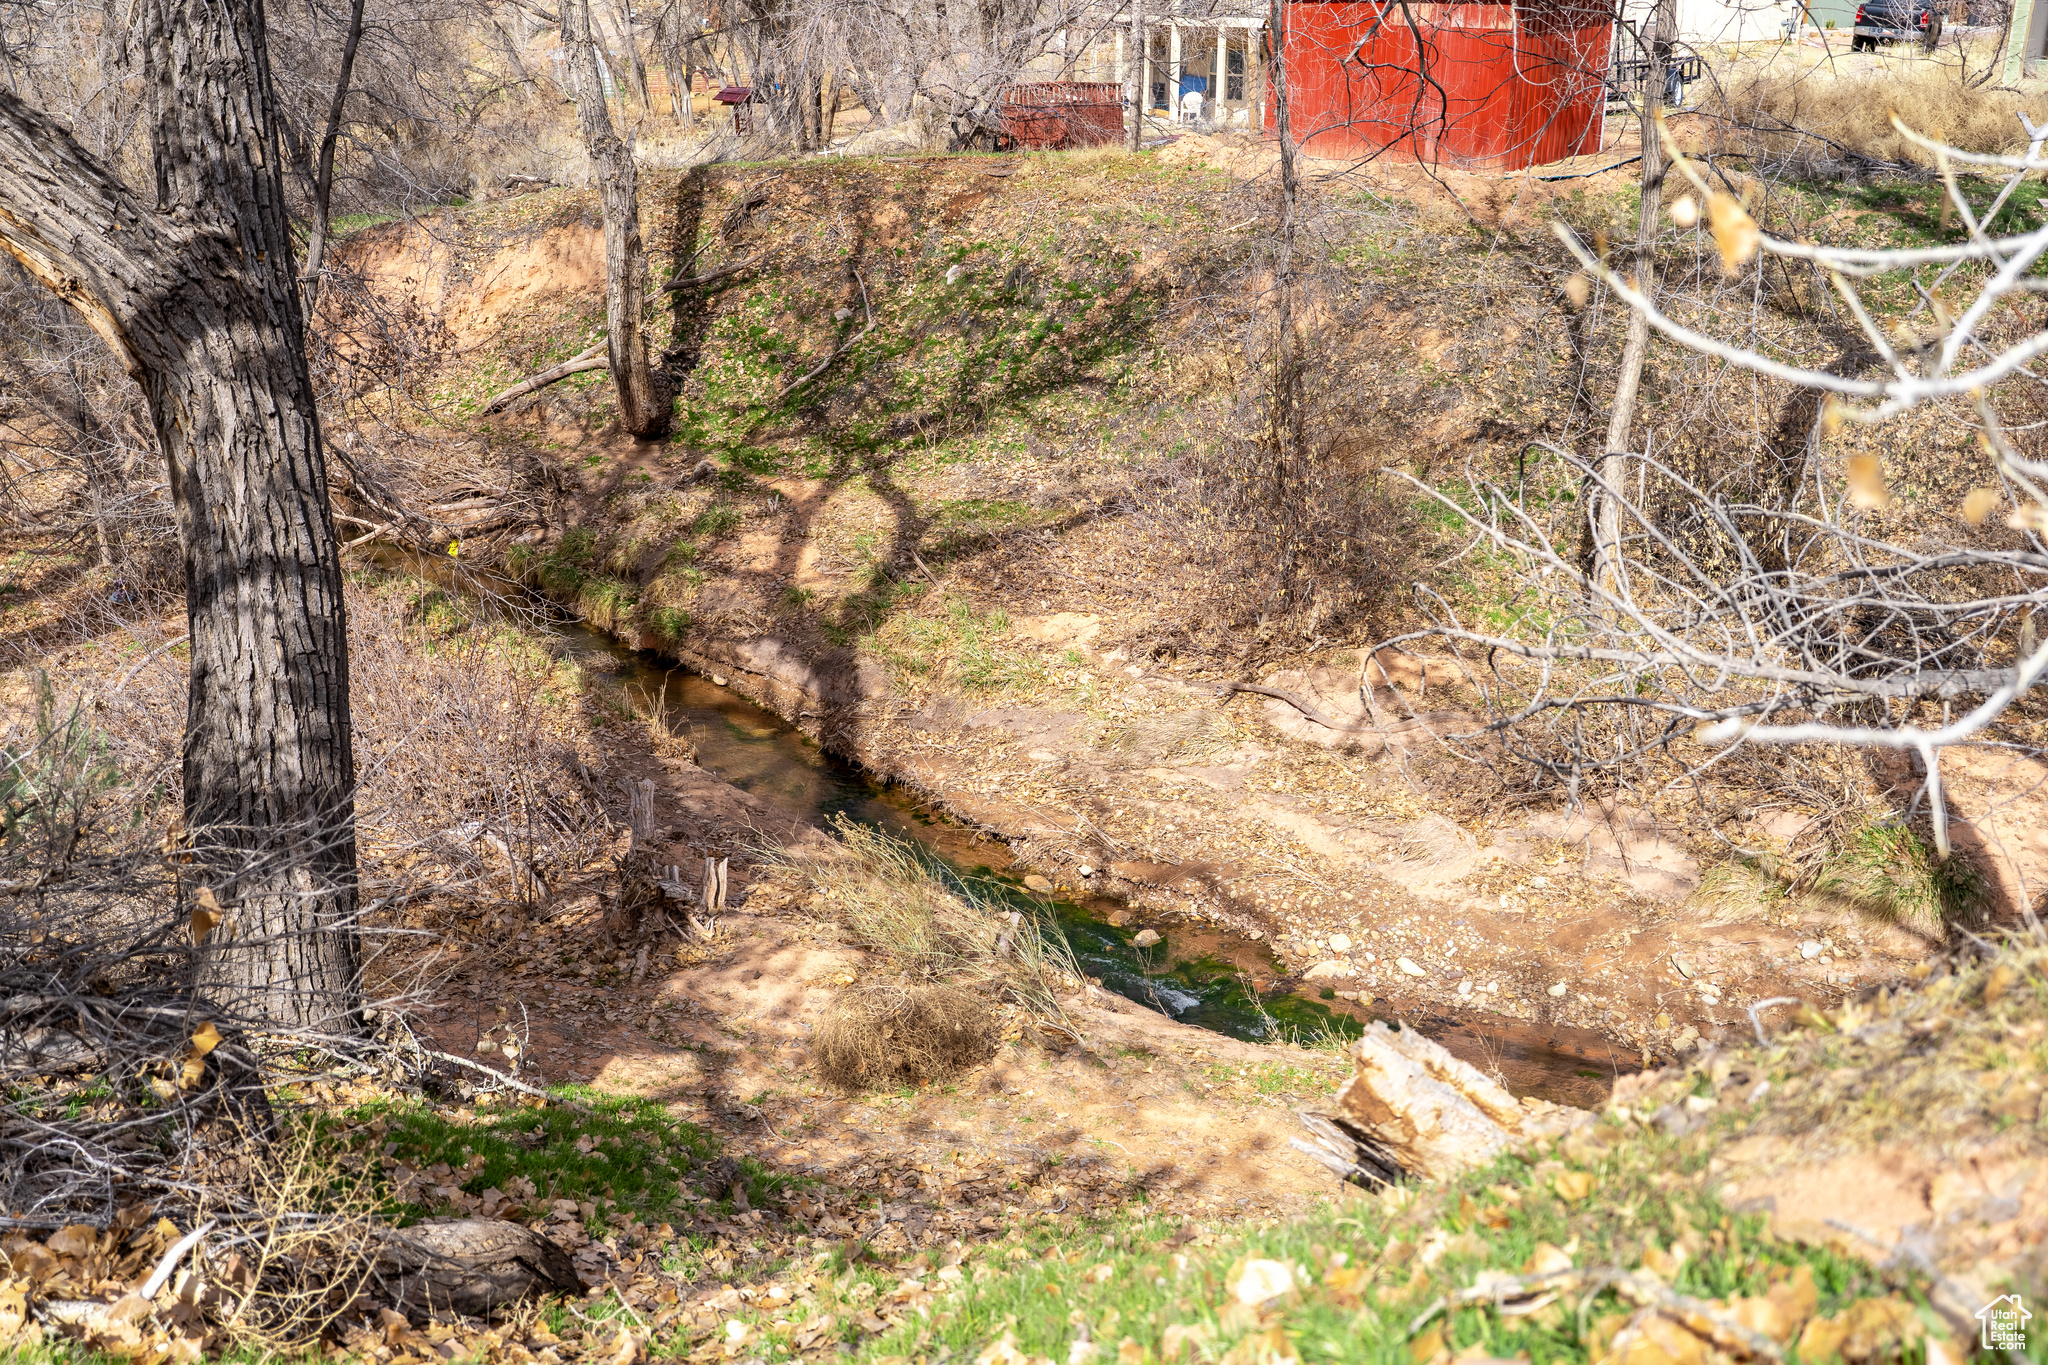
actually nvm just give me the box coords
[1852,0,1937,49]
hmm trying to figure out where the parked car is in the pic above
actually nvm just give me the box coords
[1852,0,1938,49]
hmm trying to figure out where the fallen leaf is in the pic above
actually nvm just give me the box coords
[1221,1326,1300,1365]
[1521,1242,1575,1276]
[1084,1262,1115,1284]
[1409,1328,1446,1365]
[1553,1170,1596,1202]
[1846,454,1889,511]
[0,1279,25,1339]
[189,887,222,944]
[46,1226,98,1259]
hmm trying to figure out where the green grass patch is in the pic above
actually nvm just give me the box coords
[315,1089,792,1232]
[1812,822,1982,929]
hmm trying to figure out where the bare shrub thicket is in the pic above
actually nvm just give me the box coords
[0,257,178,598]
[0,683,393,1277]
[1130,173,1416,661]
[1389,122,2048,921]
[101,585,615,931]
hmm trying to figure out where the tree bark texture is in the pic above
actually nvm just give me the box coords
[0,0,360,1032]
[562,0,672,439]
[1593,0,1674,592]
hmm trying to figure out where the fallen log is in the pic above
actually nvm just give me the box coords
[481,343,608,414]
[1295,1021,1588,1186]
[372,1219,580,1320]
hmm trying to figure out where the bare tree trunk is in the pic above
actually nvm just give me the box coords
[611,0,654,114]
[1266,0,1306,601]
[301,0,369,308]
[0,1,358,1032]
[1128,0,1144,151]
[562,0,671,439]
[1593,0,1672,591]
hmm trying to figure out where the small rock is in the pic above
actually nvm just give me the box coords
[1397,957,1425,977]
[1529,874,1550,888]
[1672,954,1695,979]
[1078,864,1096,878]
[1026,749,1059,763]
[1336,991,1359,1002]
[1328,933,1353,952]
[1022,875,1053,894]
[711,674,730,687]
[1653,1011,1671,1029]
[1456,980,1473,997]
[1133,929,1162,948]
[1303,960,1352,981]
[1547,981,1568,997]
[1800,940,1823,959]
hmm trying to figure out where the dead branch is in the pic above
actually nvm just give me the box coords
[1215,680,1354,731]
[481,342,608,414]
[662,254,761,292]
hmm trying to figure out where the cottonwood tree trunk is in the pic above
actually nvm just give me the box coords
[563,0,672,439]
[1265,0,1307,602]
[0,0,359,1032]
[1593,0,1673,592]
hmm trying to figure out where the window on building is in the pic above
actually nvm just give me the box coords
[1226,44,1245,100]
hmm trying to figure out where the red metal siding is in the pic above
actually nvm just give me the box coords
[1273,0,1610,171]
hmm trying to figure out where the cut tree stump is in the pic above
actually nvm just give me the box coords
[1294,1022,1588,1186]
[372,1219,580,1319]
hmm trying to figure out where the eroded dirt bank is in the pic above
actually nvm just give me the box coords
[333,151,2048,1078]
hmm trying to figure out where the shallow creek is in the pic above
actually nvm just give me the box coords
[381,548,1630,1106]
[547,626,1636,1109]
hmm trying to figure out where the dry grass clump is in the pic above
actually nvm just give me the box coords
[812,983,1001,1091]
[778,817,1085,1022]
[1696,55,2035,175]
[1809,822,1985,930]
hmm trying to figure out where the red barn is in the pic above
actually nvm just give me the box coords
[1273,0,1613,170]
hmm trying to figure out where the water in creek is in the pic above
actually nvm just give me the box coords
[375,550,1631,1106]
[547,630,1637,1110]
